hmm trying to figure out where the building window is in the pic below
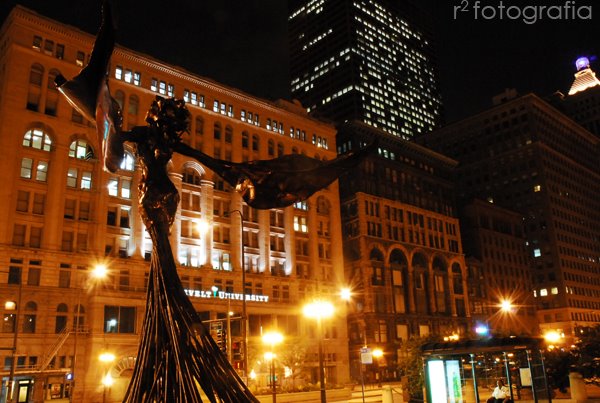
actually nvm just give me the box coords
[104,306,136,333]
[533,248,541,258]
[22,302,37,333]
[115,66,123,80]
[121,152,135,171]
[67,168,78,188]
[534,185,541,192]
[23,129,52,151]
[36,161,48,182]
[55,304,68,333]
[69,139,94,160]
[20,158,33,179]
[76,51,85,67]
[32,35,42,50]
[12,224,26,246]
[293,216,308,232]
[81,171,92,190]
[55,44,64,59]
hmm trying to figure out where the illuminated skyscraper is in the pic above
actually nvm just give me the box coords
[288,0,442,139]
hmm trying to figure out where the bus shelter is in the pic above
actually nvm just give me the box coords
[421,337,552,403]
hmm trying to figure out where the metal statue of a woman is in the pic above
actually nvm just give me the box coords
[56,1,372,402]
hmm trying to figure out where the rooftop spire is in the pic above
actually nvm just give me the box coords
[568,56,600,95]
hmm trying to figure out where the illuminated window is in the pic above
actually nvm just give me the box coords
[36,161,48,182]
[120,152,135,171]
[124,69,133,83]
[540,288,548,297]
[104,306,136,333]
[533,248,541,258]
[115,66,123,80]
[76,51,85,67]
[159,81,166,95]
[167,84,174,97]
[81,171,92,190]
[67,168,78,187]
[534,185,541,192]
[23,129,52,151]
[294,216,308,232]
[69,139,94,160]
[133,72,141,86]
[108,178,118,196]
[551,287,558,295]
[150,78,158,92]
[20,158,33,179]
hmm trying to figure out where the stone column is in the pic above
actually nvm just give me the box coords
[168,172,183,259]
[200,179,214,267]
[407,267,416,314]
[427,263,436,314]
[44,143,69,250]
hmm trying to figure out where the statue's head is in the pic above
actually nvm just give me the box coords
[146,96,191,140]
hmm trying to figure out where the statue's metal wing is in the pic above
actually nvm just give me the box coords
[54,0,124,173]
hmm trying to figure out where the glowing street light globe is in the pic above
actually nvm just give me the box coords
[500,300,513,312]
[303,301,334,319]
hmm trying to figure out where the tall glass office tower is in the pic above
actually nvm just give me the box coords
[288,0,443,139]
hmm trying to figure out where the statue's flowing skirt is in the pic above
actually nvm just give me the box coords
[123,220,257,402]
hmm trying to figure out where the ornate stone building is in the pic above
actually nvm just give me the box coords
[0,6,349,402]
[336,122,471,383]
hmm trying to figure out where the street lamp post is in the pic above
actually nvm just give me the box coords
[303,300,334,403]
[71,263,108,402]
[6,267,22,403]
[228,209,248,380]
[99,352,116,403]
[262,331,283,403]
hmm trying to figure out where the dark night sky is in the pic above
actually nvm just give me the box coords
[0,0,598,123]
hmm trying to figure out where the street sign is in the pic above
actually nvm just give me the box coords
[360,347,373,364]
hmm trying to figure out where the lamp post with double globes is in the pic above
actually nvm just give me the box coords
[262,331,283,403]
[303,300,334,403]
[99,352,115,403]
[70,263,108,402]
[228,209,248,380]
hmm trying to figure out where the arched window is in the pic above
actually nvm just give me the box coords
[45,69,61,116]
[369,248,384,261]
[268,140,274,156]
[23,301,37,333]
[114,90,125,110]
[252,134,259,151]
[195,116,204,136]
[277,142,284,157]
[241,131,249,149]
[182,167,202,185]
[214,122,222,140]
[47,69,60,90]
[27,64,44,111]
[225,125,233,143]
[120,152,135,171]
[29,63,44,86]
[69,138,94,160]
[23,128,52,151]
[128,94,139,115]
[55,303,68,333]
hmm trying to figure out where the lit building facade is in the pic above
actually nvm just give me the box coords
[0,7,349,402]
[287,0,442,139]
[336,122,470,383]
[418,94,600,340]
